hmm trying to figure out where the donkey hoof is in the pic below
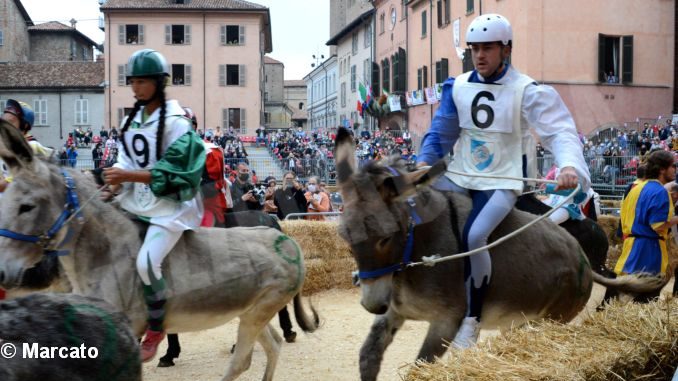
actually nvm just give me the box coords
[230,344,236,354]
[157,356,175,367]
[284,331,297,343]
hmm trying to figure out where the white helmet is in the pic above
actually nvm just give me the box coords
[466,14,512,46]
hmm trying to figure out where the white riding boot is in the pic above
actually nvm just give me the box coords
[452,317,480,349]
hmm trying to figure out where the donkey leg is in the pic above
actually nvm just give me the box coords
[359,308,405,381]
[257,323,283,381]
[221,318,265,381]
[416,320,458,362]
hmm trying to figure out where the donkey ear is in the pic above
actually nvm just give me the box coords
[0,120,34,171]
[334,127,356,185]
[408,159,447,187]
[384,159,448,200]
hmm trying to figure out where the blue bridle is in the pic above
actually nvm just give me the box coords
[0,168,82,257]
[357,166,423,280]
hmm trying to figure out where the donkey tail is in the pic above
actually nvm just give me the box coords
[293,294,320,333]
[591,271,668,293]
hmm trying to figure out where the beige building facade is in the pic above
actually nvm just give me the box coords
[404,0,675,141]
[101,0,271,135]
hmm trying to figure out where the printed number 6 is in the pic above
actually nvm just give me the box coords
[471,91,495,129]
[132,134,150,168]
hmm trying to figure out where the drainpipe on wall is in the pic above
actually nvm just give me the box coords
[404,1,409,133]
[106,14,111,131]
[203,13,206,134]
[59,91,63,140]
[429,0,433,117]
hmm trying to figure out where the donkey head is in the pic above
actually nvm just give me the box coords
[334,127,446,314]
[0,121,63,287]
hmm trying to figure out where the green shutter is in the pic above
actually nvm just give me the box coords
[371,62,380,97]
[398,48,407,92]
[622,35,633,84]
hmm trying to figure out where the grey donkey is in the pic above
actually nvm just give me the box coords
[0,121,318,380]
[0,293,140,381]
[332,127,664,381]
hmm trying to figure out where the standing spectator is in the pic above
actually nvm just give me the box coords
[92,142,104,168]
[66,144,78,168]
[536,142,546,176]
[304,176,330,220]
[59,148,68,166]
[273,171,307,220]
[615,150,678,302]
[263,176,279,214]
[229,162,261,212]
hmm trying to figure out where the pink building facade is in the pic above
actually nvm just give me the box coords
[402,0,674,142]
[101,0,271,135]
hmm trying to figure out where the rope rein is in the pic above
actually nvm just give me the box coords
[61,184,109,228]
[405,172,581,268]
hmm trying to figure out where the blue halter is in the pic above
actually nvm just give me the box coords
[357,166,423,280]
[0,168,82,257]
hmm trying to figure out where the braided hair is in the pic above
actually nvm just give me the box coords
[120,76,167,162]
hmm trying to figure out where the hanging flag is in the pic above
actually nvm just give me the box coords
[412,90,425,106]
[358,82,367,103]
[356,100,363,113]
[434,83,443,100]
[425,87,438,105]
[388,95,401,112]
[405,91,413,106]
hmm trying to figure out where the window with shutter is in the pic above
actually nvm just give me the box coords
[622,35,633,84]
[185,65,192,85]
[184,25,191,44]
[240,108,246,133]
[421,10,427,37]
[371,62,380,98]
[441,58,448,81]
[33,100,47,126]
[435,61,441,84]
[239,64,246,86]
[219,65,226,86]
[222,109,229,129]
[423,66,428,88]
[220,26,226,45]
[392,54,399,92]
[383,59,390,93]
[118,25,125,44]
[118,65,125,86]
[341,82,346,107]
[0,30,4,46]
[437,0,442,28]
[239,25,245,45]
[138,25,144,44]
[351,65,356,92]
[118,108,124,127]
[462,49,473,72]
[165,25,171,44]
[398,48,407,91]
[417,68,422,90]
[466,0,474,14]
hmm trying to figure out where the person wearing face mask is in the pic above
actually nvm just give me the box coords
[304,176,330,221]
[273,171,307,220]
[228,162,262,212]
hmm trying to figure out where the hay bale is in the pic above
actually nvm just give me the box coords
[281,220,355,295]
[405,298,678,381]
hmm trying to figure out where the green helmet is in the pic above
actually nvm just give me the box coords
[126,49,170,79]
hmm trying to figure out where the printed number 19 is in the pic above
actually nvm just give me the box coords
[471,91,495,129]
